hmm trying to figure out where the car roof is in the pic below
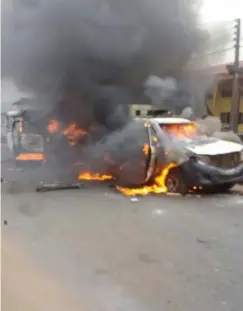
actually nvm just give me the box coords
[149,117,192,124]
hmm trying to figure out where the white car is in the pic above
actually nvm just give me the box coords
[143,117,243,193]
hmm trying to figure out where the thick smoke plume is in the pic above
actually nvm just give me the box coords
[2,0,207,129]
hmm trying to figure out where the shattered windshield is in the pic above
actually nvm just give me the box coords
[160,123,207,142]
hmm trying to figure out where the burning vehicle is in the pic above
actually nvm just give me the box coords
[5,99,46,165]
[139,117,243,194]
[5,99,157,187]
[5,99,243,195]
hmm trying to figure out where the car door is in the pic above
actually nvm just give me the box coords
[148,121,170,176]
[98,119,152,186]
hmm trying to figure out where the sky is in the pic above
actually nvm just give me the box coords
[201,0,243,24]
[201,0,243,65]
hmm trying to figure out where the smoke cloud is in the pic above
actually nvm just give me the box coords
[2,0,208,128]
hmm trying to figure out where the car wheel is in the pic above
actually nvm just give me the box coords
[165,168,188,195]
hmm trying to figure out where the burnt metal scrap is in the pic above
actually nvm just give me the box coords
[35,183,85,193]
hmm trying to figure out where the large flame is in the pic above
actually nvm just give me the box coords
[78,172,114,181]
[63,123,88,146]
[116,163,178,196]
[47,119,87,145]
[162,123,200,141]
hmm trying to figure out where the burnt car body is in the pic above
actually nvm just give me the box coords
[5,102,46,166]
[5,100,153,186]
[145,117,243,193]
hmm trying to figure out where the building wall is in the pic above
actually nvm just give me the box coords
[129,104,153,117]
[207,96,243,134]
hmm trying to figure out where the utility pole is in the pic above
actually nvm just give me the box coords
[230,18,241,133]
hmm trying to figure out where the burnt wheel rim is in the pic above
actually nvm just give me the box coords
[166,176,179,192]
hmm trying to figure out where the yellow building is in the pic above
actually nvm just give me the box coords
[204,62,243,135]
[206,76,243,134]
[130,63,243,135]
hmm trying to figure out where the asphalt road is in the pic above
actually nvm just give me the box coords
[2,177,243,311]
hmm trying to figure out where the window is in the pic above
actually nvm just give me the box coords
[135,110,141,116]
[239,113,243,124]
[220,112,230,124]
[221,90,233,97]
[147,110,167,117]
[218,79,233,98]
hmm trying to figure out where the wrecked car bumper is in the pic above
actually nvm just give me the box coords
[180,160,243,187]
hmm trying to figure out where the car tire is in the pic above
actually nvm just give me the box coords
[165,168,188,195]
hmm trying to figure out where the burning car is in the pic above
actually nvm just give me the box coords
[138,117,243,194]
[5,100,154,187]
[5,99,243,195]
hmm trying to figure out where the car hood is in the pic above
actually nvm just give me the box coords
[181,138,243,156]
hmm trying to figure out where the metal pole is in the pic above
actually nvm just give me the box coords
[230,18,241,133]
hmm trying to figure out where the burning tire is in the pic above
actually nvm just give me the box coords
[164,168,187,195]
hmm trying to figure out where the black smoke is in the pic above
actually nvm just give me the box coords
[2,0,207,130]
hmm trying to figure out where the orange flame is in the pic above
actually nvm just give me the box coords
[47,120,88,145]
[116,163,178,196]
[48,119,61,134]
[143,144,150,156]
[63,123,87,145]
[18,120,23,133]
[78,172,114,181]
[16,153,46,161]
[63,123,87,138]
[163,123,199,140]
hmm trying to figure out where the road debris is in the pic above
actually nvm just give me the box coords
[36,183,84,192]
[196,238,211,247]
[130,197,140,202]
